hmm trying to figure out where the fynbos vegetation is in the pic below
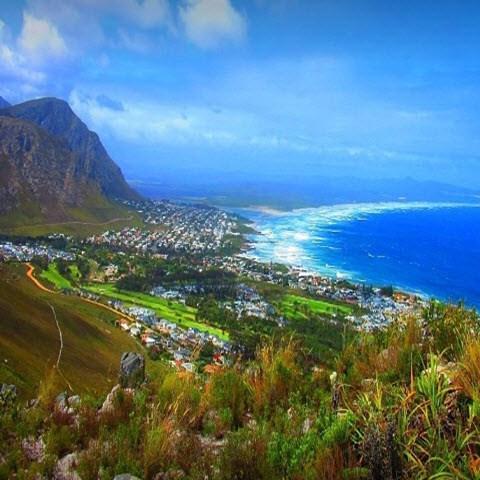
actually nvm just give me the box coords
[2,301,480,479]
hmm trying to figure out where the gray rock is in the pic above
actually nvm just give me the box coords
[119,352,145,388]
[54,452,81,480]
[0,383,17,406]
[114,475,142,480]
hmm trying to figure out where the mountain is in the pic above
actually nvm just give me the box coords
[0,97,139,201]
[0,97,141,233]
[0,96,10,108]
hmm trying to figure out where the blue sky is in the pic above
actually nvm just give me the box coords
[1,0,480,190]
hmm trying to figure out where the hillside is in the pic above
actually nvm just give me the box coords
[0,97,141,234]
[0,263,142,398]
[1,298,480,479]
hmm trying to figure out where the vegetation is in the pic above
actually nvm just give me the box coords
[2,298,480,479]
[0,194,143,237]
[40,263,73,290]
[279,293,354,319]
[0,264,142,398]
[84,283,229,340]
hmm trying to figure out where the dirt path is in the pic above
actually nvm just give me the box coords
[26,263,56,293]
[25,263,134,322]
[46,302,73,391]
[48,303,64,368]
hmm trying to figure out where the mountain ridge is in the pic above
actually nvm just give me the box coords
[0,97,139,201]
[0,96,141,233]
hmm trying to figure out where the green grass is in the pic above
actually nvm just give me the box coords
[84,283,229,341]
[0,263,142,398]
[69,264,81,281]
[40,264,73,290]
[279,294,353,320]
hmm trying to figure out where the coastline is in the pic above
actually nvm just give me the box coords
[235,201,480,308]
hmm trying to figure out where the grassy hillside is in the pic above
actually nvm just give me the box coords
[0,263,142,398]
[0,193,143,236]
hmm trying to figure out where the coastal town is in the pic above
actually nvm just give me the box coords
[88,199,245,255]
[0,199,426,370]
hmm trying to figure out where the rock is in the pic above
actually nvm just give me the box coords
[22,436,45,462]
[55,392,80,416]
[113,475,142,480]
[99,385,121,415]
[99,384,134,416]
[119,352,145,388]
[0,383,17,406]
[54,452,81,480]
[302,417,313,434]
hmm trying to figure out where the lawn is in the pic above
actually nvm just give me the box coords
[40,263,73,290]
[84,283,229,341]
[279,294,353,320]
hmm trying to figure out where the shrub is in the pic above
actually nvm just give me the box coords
[204,369,251,429]
[215,427,272,480]
[157,372,202,428]
[250,337,302,415]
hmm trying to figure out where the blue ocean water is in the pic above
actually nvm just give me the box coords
[236,203,480,307]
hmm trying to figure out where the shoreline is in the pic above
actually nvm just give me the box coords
[235,202,480,309]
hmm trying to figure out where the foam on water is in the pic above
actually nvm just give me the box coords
[241,201,480,304]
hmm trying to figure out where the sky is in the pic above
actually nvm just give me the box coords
[1,0,480,192]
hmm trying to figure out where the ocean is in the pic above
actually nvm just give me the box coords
[233,202,480,307]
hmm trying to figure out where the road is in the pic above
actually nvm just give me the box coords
[21,215,135,229]
[25,263,135,322]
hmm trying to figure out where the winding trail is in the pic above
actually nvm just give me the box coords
[25,263,135,321]
[46,301,73,391]
[26,263,56,293]
[48,303,63,369]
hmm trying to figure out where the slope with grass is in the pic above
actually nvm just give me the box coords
[0,263,142,398]
[0,194,143,237]
[84,283,229,340]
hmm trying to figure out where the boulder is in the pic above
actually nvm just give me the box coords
[119,352,145,388]
[0,383,17,407]
[22,436,45,462]
[54,452,81,480]
[113,475,142,480]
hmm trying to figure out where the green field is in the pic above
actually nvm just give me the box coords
[279,294,353,320]
[85,283,229,340]
[0,264,143,398]
[40,263,73,290]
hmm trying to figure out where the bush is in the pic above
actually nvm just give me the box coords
[204,369,251,429]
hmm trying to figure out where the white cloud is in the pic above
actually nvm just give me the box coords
[179,0,246,49]
[0,44,45,84]
[18,12,67,61]
[69,88,251,146]
[0,18,6,40]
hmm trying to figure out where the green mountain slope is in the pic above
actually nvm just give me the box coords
[0,263,143,398]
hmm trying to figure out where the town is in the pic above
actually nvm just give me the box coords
[0,199,425,371]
